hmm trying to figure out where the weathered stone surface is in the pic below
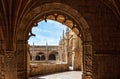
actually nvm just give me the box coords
[0,0,120,79]
[30,64,69,77]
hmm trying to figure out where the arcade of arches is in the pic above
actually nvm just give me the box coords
[0,0,120,79]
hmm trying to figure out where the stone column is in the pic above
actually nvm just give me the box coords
[73,37,82,71]
[32,55,36,61]
[31,45,35,61]
[0,40,5,79]
[72,35,76,69]
[82,41,93,79]
[65,38,68,63]
[16,40,28,79]
[45,45,48,63]
[4,51,17,79]
[0,40,17,79]
[59,44,62,63]
[62,40,65,62]
[72,51,75,69]
[0,52,5,79]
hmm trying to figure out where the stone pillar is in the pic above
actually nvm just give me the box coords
[68,39,72,66]
[65,28,69,64]
[72,35,76,69]
[82,41,93,79]
[73,37,82,71]
[16,40,28,79]
[0,40,17,79]
[62,40,65,62]
[27,45,30,76]
[58,43,62,63]
[65,39,68,63]
[74,49,81,71]
[0,40,5,79]
[68,51,72,66]
[32,55,36,61]
[4,51,17,79]
[45,46,48,63]
[72,51,75,69]
[31,46,35,61]
[0,53,5,79]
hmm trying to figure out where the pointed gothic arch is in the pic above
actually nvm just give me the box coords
[16,3,93,79]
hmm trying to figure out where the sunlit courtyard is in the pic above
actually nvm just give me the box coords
[29,71,82,79]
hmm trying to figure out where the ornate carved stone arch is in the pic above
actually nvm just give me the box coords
[16,3,93,79]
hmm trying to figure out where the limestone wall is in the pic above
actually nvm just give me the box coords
[29,63,69,77]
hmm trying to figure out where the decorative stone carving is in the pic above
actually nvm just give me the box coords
[28,31,36,40]
[86,56,92,66]
[83,42,93,79]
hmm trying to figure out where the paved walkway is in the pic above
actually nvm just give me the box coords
[29,71,82,79]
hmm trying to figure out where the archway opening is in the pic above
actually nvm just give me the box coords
[28,19,83,79]
[17,3,93,79]
[41,55,45,60]
[48,54,56,60]
[36,55,41,60]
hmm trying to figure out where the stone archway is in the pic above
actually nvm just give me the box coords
[16,3,93,79]
[36,52,46,61]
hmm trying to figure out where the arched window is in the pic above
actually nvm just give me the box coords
[36,55,40,60]
[49,54,56,60]
[41,55,45,60]
[36,55,46,61]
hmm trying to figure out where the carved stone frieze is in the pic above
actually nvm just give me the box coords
[83,42,93,79]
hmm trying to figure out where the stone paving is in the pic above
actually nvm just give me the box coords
[29,71,82,79]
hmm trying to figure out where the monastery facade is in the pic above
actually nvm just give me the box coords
[29,28,82,70]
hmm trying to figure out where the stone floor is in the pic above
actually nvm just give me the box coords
[29,71,82,79]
